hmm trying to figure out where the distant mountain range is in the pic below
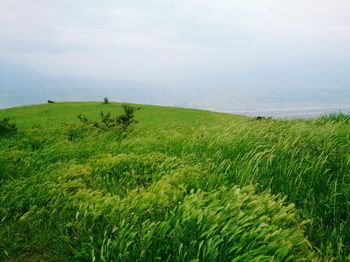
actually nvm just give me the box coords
[1,61,349,117]
[0,61,180,108]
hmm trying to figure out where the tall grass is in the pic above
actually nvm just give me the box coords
[0,102,349,260]
[319,112,350,124]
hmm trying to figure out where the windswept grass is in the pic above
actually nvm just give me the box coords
[0,102,349,260]
[319,112,350,124]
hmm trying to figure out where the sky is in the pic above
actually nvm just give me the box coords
[1,0,350,92]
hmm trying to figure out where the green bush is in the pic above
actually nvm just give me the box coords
[0,118,17,137]
[65,125,85,141]
[116,103,139,128]
[77,114,91,126]
[77,103,139,132]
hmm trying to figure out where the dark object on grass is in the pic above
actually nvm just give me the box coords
[47,100,55,103]
[253,116,272,121]
[254,116,266,120]
[0,117,18,137]
[103,97,109,104]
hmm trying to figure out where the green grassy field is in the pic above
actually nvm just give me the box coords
[0,102,349,261]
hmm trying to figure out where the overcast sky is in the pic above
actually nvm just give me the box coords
[1,0,350,90]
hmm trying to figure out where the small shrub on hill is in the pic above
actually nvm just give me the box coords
[0,118,18,137]
[116,103,139,128]
[65,125,85,141]
[18,137,45,151]
[77,103,140,132]
[99,111,115,129]
[77,114,92,126]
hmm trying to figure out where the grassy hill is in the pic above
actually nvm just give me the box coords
[0,102,349,261]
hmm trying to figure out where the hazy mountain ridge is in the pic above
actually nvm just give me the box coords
[1,62,349,117]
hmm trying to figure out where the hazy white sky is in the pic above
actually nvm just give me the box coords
[1,0,350,88]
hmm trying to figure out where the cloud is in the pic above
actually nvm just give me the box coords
[0,0,349,88]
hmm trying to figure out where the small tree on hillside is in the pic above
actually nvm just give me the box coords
[116,103,139,128]
[77,103,140,132]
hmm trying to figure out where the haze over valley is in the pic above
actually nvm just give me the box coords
[1,0,349,117]
[1,62,349,117]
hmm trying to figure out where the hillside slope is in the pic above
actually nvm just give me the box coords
[1,102,349,260]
